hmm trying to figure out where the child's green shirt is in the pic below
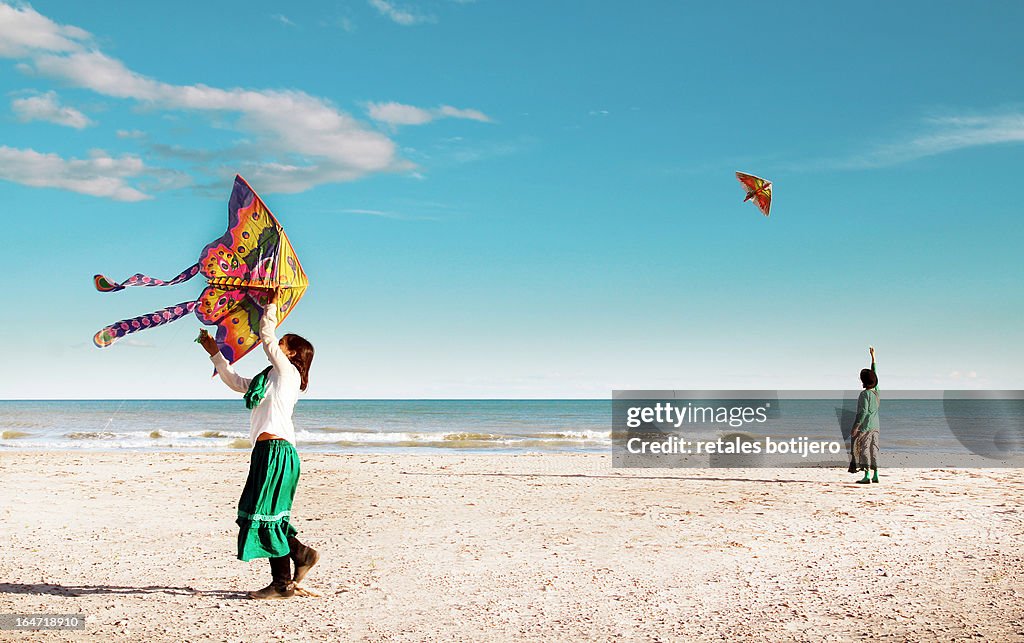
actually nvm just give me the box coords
[855,361,880,433]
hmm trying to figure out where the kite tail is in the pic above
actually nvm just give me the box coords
[93,301,198,348]
[94,263,202,293]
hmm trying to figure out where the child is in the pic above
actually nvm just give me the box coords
[197,290,319,599]
[851,346,880,484]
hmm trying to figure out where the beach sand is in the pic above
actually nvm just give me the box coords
[1,452,1022,641]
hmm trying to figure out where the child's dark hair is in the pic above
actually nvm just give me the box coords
[283,334,314,391]
[860,368,877,389]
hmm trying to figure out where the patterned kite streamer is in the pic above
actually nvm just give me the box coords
[93,264,201,293]
[93,301,199,347]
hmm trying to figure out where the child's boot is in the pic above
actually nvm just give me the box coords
[288,536,320,584]
[871,469,879,483]
[249,556,295,599]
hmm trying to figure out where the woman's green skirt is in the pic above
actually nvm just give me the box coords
[236,439,300,561]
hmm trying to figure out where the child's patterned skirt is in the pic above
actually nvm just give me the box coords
[236,439,300,561]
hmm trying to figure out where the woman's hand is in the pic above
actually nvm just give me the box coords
[268,289,279,306]
[197,329,218,356]
[869,345,875,360]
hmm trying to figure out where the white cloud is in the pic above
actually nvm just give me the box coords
[878,113,1024,163]
[19,48,407,193]
[318,13,357,32]
[367,0,434,25]
[0,146,150,201]
[437,105,491,122]
[449,139,523,164]
[367,101,434,126]
[0,2,91,57]
[30,50,164,99]
[343,208,396,217]
[11,90,93,128]
[336,207,436,221]
[367,101,492,128]
[948,370,980,380]
[1,2,489,196]
[116,129,146,139]
[815,110,1024,170]
[271,14,295,27]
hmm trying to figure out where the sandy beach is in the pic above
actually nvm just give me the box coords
[1,452,1022,641]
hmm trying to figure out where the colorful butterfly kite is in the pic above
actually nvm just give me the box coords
[735,171,772,217]
[93,175,308,364]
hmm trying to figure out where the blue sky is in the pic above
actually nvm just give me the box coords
[1,0,1022,398]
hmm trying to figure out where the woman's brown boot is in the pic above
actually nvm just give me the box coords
[248,555,295,599]
[288,536,320,584]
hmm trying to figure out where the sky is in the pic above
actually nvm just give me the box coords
[1,0,1022,399]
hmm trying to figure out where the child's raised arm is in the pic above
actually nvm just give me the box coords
[869,346,878,390]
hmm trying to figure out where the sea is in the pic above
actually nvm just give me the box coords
[0,398,1021,456]
[0,400,609,453]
